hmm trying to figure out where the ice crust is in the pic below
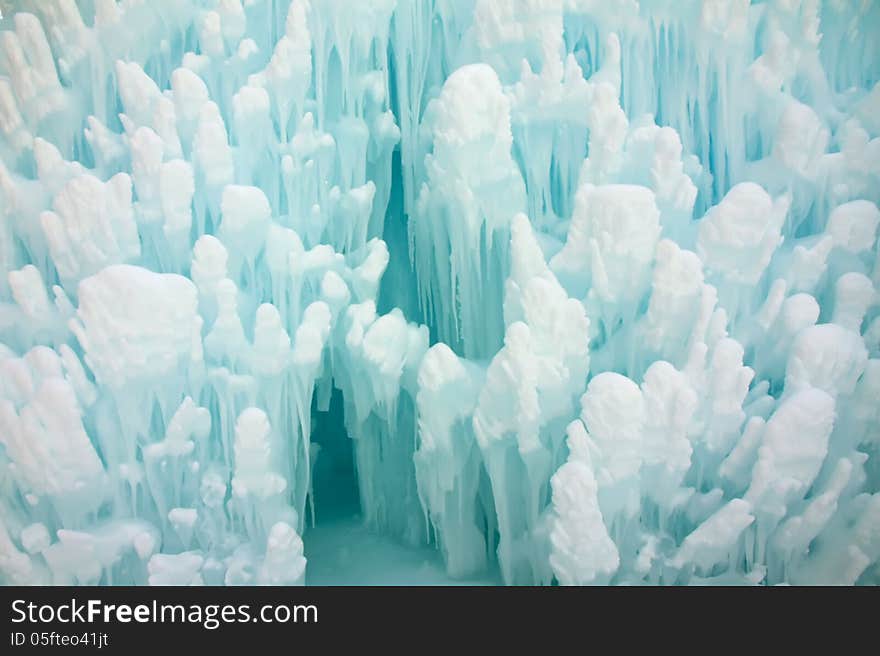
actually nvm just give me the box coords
[0,0,878,586]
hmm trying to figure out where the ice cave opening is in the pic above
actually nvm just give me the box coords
[309,389,360,525]
[303,386,496,586]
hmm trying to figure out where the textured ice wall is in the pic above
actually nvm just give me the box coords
[0,0,878,586]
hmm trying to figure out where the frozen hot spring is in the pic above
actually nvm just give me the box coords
[0,0,879,586]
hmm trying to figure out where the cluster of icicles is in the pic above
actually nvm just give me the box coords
[0,0,878,585]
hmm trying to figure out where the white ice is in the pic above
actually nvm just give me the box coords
[0,0,878,587]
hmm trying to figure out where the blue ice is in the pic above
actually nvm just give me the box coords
[0,0,878,586]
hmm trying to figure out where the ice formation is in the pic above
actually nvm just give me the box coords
[0,0,878,586]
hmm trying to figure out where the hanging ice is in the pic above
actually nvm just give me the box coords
[0,0,878,587]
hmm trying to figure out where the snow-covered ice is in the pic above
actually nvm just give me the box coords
[0,0,878,586]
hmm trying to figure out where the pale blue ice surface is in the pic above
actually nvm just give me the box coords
[0,0,878,586]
